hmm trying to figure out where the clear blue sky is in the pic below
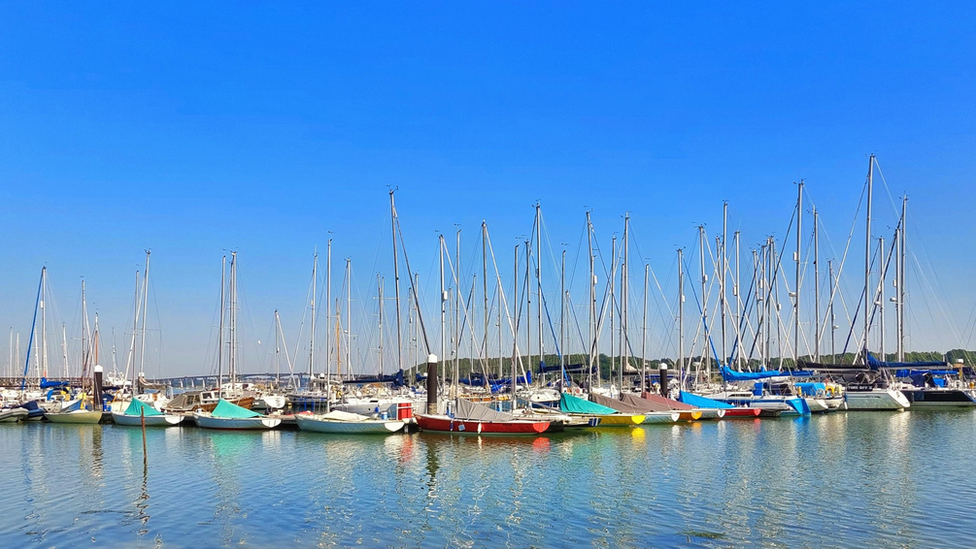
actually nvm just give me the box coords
[2,2,975,377]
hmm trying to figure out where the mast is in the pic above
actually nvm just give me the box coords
[829,259,837,363]
[733,231,743,369]
[561,248,567,387]
[878,236,886,360]
[813,207,820,362]
[127,269,140,394]
[525,238,531,381]
[536,204,543,379]
[794,181,802,366]
[139,251,150,384]
[40,268,48,380]
[610,233,616,390]
[310,252,317,382]
[698,225,708,380]
[513,243,520,387]
[326,238,332,384]
[641,263,649,393]
[390,191,403,376]
[677,248,685,387]
[81,279,89,390]
[482,221,489,383]
[230,251,237,386]
[898,196,907,362]
[621,213,630,394]
[864,154,874,361]
[274,309,281,384]
[439,235,447,392]
[346,257,352,379]
[454,228,461,394]
[720,202,728,368]
[377,274,384,373]
[586,211,595,390]
[217,255,226,398]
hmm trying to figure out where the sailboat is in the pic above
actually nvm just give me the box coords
[193,398,281,430]
[295,409,406,434]
[558,392,645,427]
[415,397,550,434]
[45,282,103,424]
[112,397,181,426]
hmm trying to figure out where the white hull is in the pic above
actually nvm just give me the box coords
[805,398,830,413]
[45,410,103,424]
[642,411,680,424]
[0,408,28,423]
[193,413,280,430]
[111,412,182,426]
[845,389,910,411]
[295,414,405,434]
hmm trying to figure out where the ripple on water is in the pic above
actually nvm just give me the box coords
[2,411,976,547]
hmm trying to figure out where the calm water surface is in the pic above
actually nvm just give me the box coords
[2,410,974,548]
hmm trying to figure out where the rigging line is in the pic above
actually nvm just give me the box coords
[393,213,431,356]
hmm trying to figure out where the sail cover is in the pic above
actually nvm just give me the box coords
[589,392,641,413]
[678,391,735,409]
[123,398,162,417]
[559,392,619,414]
[453,398,514,422]
[211,399,262,419]
[638,392,696,411]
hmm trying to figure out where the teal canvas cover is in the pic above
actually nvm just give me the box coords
[124,399,162,416]
[560,392,619,414]
[211,399,262,418]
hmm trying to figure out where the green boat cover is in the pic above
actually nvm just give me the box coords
[211,399,262,419]
[559,392,619,414]
[123,398,163,416]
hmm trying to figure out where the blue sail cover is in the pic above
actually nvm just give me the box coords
[866,352,947,370]
[678,391,734,409]
[720,366,816,381]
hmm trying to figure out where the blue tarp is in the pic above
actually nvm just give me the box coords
[866,352,947,370]
[678,391,735,409]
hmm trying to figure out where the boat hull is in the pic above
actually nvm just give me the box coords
[0,408,29,423]
[193,413,280,430]
[111,412,182,426]
[845,389,910,411]
[295,414,406,434]
[900,388,976,407]
[45,410,103,424]
[415,414,549,435]
[642,412,680,424]
[722,407,762,418]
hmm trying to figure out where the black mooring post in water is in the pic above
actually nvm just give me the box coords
[426,354,438,414]
[659,364,669,397]
[93,365,104,411]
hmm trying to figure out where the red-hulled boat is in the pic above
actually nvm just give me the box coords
[415,399,550,435]
[720,407,763,418]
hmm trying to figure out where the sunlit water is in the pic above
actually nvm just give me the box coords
[2,410,974,548]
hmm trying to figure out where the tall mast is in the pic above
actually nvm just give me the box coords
[513,243,520,386]
[390,191,403,375]
[560,248,567,386]
[586,211,595,389]
[898,196,907,362]
[454,228,461,392]
[525,239,531,379]
[698,225,708,380]
[829,259,836,363]
[677,248,685,386]
[378,274,384,373]
[733,231,743,369]
[274,309,281,383]
[230,251,237,385]
[310,252,317,381]
[864,154,875,360]
[81,279,88,389]
[621,214,630,393]
[813,207,820,362]
[139,251,150,382]
[794,181,803,366]
[482,221,489,382]
[536,204,544,378]
[346,257,352,378]
[641,263,649,393]
[439,235,447,391]
[217,255,226,397]
[720,202,728,367]
[127,269,140,393]
[610,234,616,390]
[326,238,332,383]
[40,268,47,380]
[878,236,886,360]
